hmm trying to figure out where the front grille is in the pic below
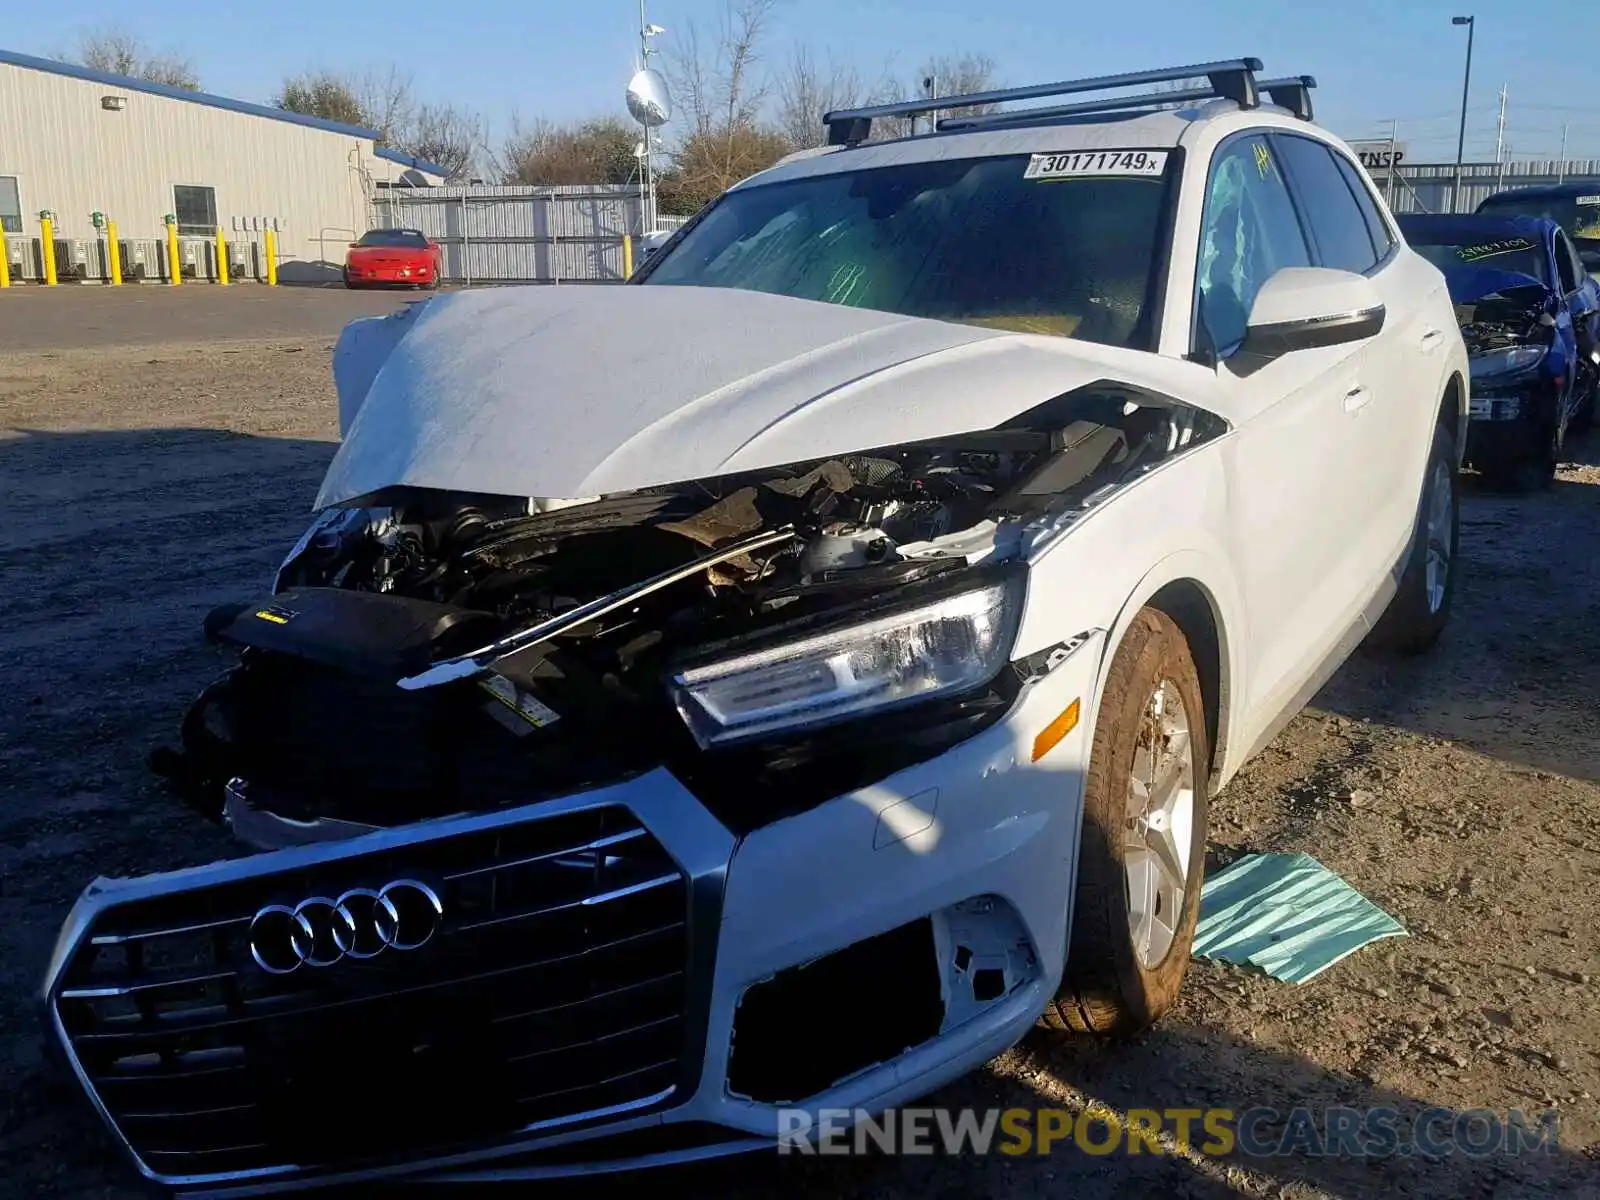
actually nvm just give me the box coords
[52,805,690,1182]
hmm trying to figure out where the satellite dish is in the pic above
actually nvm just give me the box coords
[626,68,672,128]
[397,169,431,187]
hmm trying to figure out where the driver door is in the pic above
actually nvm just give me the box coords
[1194,133,1374,746]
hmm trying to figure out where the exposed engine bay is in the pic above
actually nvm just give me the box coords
[155,385,1224,837]
[1455,285,1554,356]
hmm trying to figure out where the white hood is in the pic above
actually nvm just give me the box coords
[317,285,1169,509]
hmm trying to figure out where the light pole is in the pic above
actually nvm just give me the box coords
[1451,15,1475,213]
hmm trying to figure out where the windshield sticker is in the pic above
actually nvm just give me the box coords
[1456,237,1536,264]
[1024,149,1168,180]
[1576,195,1600,206]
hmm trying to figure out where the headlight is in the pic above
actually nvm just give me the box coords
[670,576,1024,749]
[1469,345,1546,381]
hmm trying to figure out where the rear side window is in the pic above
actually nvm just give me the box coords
[1271,135,1378,274]
[1330,153,1394,261]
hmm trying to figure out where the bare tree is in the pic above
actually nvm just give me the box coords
[496,116,639,186]
[73,26,199,90]
[353,67,417,146]
[774,46,864,150]
[663,0,779,138]
[403,103,484,182]
[865,53,1000,141]
[658,0,788,207]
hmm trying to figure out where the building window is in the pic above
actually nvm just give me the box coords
[0,177,20,234]
[174,184,217,236]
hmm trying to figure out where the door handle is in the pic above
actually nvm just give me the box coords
[1343,385,1372,413]
[1420,328,1445,351]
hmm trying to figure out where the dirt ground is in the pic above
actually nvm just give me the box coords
[1,301,1598,1198]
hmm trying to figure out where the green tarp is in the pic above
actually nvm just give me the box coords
[1192,851,1408,984]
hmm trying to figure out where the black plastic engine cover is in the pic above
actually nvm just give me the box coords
[211,587,504,680]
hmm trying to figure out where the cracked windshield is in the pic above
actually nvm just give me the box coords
[643,154,1174,348]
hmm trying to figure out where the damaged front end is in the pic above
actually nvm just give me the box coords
[1450,270,1567,429]
[50,378,1224,1194]
[156,384,1221,841]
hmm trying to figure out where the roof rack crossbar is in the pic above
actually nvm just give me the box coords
[823,57,1263,145]
[937,85,1222,132]
[1259,75,1317,122]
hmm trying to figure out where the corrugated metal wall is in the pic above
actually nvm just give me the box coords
[0,58,431,279]
[1369,160,1600,215]
[373,184,688,283]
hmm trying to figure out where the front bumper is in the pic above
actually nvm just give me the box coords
[40,638,1100,1195]
[1464,379,1556,464]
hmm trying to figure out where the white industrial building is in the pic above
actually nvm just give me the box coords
[0,48,445,282]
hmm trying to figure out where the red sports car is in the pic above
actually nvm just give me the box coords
[343,228,442,289]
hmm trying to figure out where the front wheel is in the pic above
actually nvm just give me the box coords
[1366,421,1459,655]
[1043,608,1210,1037]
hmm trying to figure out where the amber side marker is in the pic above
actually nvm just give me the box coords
[1031,699,1081,762]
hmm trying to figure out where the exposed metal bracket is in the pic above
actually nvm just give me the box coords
[396,526,800,691]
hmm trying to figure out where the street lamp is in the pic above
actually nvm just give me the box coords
[1452,15,1475,214]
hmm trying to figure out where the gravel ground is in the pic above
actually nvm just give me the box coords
[1,334,1598,1199]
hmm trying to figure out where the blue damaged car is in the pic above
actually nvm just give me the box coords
[1399,213,1600,488]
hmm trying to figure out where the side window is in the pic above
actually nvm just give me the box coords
[1271,134,1379,274]
[1330,152,1394,262]
[1195,136,1313,356]
[1556,230,1584,294]
[1555,231,1579,295]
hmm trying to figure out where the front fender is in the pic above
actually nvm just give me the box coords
[1014,444,1248,791]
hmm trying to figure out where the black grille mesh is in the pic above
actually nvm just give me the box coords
[53,805,689,1181]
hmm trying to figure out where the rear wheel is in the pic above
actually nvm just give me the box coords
[1368,421,1458,654]
[1044,608,1209,1037]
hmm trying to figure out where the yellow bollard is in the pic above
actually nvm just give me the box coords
[165,216,181,285]
[0,231,9,288]
[40,213,57,286]
[106,220,122,286]
[215,227,228,285]
[264,227,278,286]
[622,234,633,279]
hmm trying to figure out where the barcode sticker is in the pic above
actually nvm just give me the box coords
[1024,149,1169,180]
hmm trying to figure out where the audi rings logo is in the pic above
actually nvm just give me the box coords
[247,880,443,974]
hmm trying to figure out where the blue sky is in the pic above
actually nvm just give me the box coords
[19,1,1600,161]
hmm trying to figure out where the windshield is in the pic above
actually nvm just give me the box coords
[1410,235,1547,285]
[1476,195,1600,249]
[641,152,1178,350]
[357,229,430,248]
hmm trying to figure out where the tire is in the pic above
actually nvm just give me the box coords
[1482,408,1558,492]
[1367,421,1459,655]
[1043,608,1210,1037]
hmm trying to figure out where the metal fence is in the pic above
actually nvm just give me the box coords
[371,184,689,284]
[1368,160,1600,216]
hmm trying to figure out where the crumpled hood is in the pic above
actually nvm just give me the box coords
[317,285,1162,509]
[1442,266,1549,306]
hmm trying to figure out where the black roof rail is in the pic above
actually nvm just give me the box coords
[1259,75,1316,121]
[823,57,1264,146]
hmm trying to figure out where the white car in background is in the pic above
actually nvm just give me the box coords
[44,58,1466,1194]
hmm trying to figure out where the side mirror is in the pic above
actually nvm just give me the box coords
[1241,267,1386,358]
[348,242,360,249]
